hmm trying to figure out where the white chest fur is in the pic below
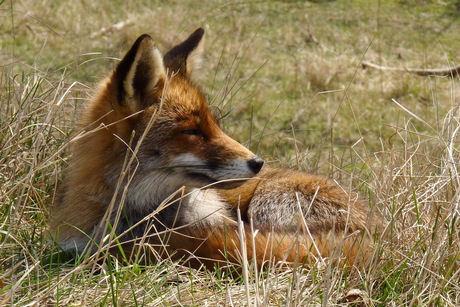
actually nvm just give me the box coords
[178,188,234,227]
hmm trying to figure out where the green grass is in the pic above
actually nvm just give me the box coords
[2,0,460,305]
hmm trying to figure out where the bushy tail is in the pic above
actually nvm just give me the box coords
[112,219,374,270]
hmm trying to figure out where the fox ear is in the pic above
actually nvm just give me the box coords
[112,34,165,112]
[163,28,205,79]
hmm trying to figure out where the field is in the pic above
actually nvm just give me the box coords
[1,0,460,305]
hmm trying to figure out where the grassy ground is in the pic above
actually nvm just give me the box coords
[1,0,460,305]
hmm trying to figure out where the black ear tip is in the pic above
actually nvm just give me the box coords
[192,28,205,38]
[135,34,153,45]
[138,33,152,40]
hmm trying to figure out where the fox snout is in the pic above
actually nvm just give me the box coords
[247,156,264,174]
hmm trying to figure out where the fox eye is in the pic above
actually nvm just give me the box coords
[181,129,202,136]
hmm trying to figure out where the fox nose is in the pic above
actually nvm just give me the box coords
[247,157,264,174]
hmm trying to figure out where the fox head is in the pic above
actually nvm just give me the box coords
[77,28,264,206]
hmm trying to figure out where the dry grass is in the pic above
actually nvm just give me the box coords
[1,0,460,305]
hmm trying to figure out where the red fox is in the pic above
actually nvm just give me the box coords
[50,28,377,268]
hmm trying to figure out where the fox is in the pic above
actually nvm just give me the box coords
[50,28,378,269]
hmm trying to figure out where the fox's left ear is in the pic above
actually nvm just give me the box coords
[112,34,165,113]
[163,28,205,79]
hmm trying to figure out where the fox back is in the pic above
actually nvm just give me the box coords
[51,29,378,267]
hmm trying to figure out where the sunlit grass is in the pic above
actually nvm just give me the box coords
[1,0,460,305]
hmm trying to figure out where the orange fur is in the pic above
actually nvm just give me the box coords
[50,28,379,268]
